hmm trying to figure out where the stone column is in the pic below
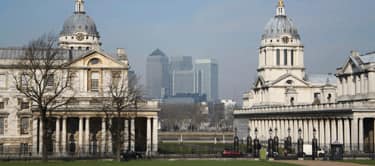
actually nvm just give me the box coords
[85,117,90,153]
[342,76,348,96]
[62,117,67,154]
[39,118,43,155]
[293,119,298,143]
[369,72,375,93]
[281,119,284,139]
[319,119,325,147]
[299,119,303,139]
[108,118,112,154]
[55,117,61,154]
[325,119,331,146]
[130,118,135,151]
[331,119,337,143]
[78,117,83,153]
[152,117,158,153]
[351,118,358,152]
[358,118,364,152]
[32,117,38,155]
[308,119,313,143]
[124,119,129,151]
[303,119,308,140]
[337,118,343,144]
[146,117,152,154]
[101,118,106,154]
[360,74,365,94]
[344,118,350,151]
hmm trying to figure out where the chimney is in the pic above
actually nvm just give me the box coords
[350,50,359,57]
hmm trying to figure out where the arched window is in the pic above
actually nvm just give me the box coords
[276,49,280,66]
[290,97,295,106]
[327,94,332,102]
[284,49,288,65]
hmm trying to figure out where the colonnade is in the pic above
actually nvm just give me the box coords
[32,116,158,156]
[248,117,365,152]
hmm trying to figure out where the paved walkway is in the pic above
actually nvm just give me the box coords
[274,160,368,166]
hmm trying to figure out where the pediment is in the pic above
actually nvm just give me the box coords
[271,74,310,87]
[341,57,360,74]
[67,51,127,69]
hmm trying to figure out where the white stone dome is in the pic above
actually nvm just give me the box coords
[262,15,300,40]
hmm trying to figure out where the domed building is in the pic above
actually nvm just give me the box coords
[0,0,159,158]
[234,0,375,155]
[59,0,101,50]
[243,0,336,108]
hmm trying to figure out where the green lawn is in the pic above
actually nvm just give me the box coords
[341,160,375,165]
[0,160,297,166]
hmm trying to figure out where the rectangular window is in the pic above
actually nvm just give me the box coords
[0,74,6,88]
[21,74,28,88]
[90,72,99,92]
[0,102,4,109]
[20,118,29,135]
[291,50,294,66]
[47,74,54,87]
[0,118,4,135]
[276,49,280,66]
[21,102,29,110]
[111,71,121,87]
[284,49,288,65]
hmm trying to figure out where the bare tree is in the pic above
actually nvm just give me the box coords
[102,71,142,161]
[13,34,73,161]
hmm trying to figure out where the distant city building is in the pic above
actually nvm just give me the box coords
[164,93,206,104]
[170,56,194,95]
[146,49,170,99]
[194,58,219,101]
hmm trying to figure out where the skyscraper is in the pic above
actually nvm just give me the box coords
[194,58,219,101]
[146,49,170,99]
[170,56,194,95]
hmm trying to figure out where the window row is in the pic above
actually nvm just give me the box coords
[0,117,30,135]
[276,49,295,66]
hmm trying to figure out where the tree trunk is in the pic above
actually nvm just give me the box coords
[41,114,48,162]
[115,115,121,161]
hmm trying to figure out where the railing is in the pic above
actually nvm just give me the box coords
[234,102,358,115]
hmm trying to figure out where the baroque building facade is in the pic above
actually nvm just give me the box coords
[0,0,159,156]
[234,0,375,153]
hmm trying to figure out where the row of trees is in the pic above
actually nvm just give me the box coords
[14,34,141,161]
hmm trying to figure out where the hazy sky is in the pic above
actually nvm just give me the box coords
[0,0,374,103]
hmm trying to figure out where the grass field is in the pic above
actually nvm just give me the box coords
[341,160,375,165]
[0,160,297,166]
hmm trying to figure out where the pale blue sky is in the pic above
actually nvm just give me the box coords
[0,0,374,102]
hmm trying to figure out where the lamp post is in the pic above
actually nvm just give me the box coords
[274,128,279,156]
[297,128,304,158]
[287,127,292,153]
[268,128,274,158]
[247,127,253,154]
[253,128,260,158]
[312,128,318,160]
[233,128,239,152]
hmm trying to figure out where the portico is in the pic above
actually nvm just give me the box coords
[32,102,159,156]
